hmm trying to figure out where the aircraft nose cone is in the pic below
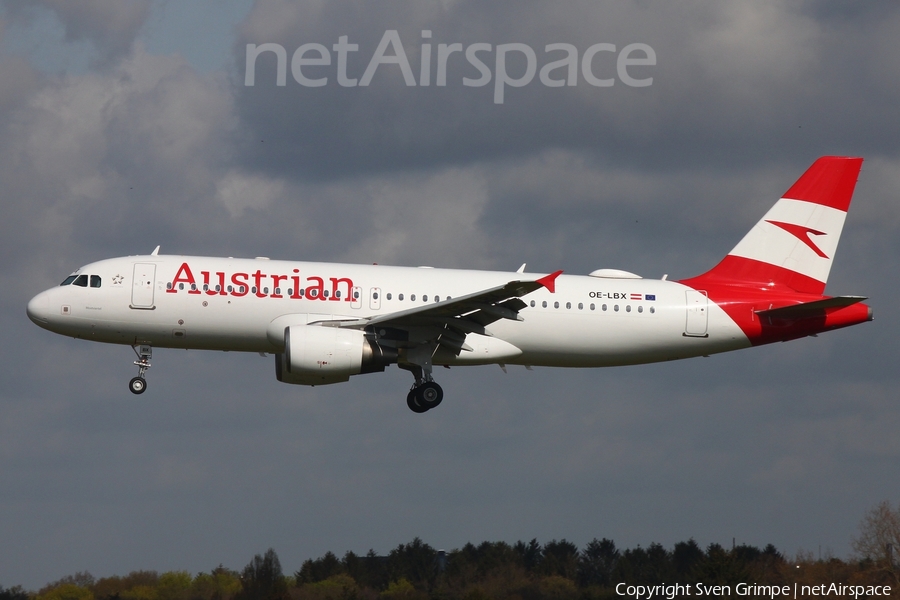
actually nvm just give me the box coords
[27,291,50,325]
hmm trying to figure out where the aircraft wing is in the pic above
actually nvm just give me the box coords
[312,270,562,351]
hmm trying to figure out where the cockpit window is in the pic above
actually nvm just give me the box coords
[60,275,77,286]
[72,274,88,287]
[90,275,101,288]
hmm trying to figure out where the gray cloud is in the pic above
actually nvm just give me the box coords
[2,0,151,65]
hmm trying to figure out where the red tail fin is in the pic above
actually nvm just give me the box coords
[681,156,863,295]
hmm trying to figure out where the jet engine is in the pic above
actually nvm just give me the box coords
[274,324,396,385]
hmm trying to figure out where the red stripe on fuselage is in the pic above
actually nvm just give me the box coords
[678,278,871,346]
[681,255,827,295]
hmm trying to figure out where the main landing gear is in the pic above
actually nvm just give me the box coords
[400,344,443,413]
[406,381,444,413]
[129,344,152,394]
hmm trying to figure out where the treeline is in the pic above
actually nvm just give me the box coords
[2,538,896,600]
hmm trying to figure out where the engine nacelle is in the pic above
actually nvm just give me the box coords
[274,325,396,386]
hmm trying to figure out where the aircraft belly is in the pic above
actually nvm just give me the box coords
[484,299,749,367]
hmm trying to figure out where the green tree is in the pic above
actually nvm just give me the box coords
[295,574,361,600]
[386,539,437,592]
[614,543,674,584]
[541,540,579,580]
[236,549,288,600]
[344,550,388,592]
[693,543,749,586]
[92,572,159,600]
[37,584,95,600]
[156,572,192,600]
[537,575,579,600]
[295,551,345,585]
[671,539,704,583]
[578,538,620,587]
[192,566,242,600]
[379,578,421,600]
[513,539,542,573]
[0,586,29,600]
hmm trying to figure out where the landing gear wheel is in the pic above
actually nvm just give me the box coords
[129,376,147,395]
[415,381,443,411]
[407,389,428,414]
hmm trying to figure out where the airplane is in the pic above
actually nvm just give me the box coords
[26,156,872,413]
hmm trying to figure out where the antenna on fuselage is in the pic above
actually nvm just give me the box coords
[151,245,160,256]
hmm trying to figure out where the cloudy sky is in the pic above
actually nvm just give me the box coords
[1,0,898,589]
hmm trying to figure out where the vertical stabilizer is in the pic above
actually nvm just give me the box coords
[684,156,863,295]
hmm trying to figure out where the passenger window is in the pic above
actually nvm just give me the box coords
[578,303,583,310]
[73,274,88,287]
[530,300,535,307]
[650,307,656,314]
[423,295,428,302]
[60,275,77,286]
[638,306,643,313]
[387,293,392,300]
[90,275,101,288]
[566,302,571,309]
[399,294,404,301]
[542,301,548,308]
[626,305,631,313]
[411,294,416,301]
[590,303,595,310]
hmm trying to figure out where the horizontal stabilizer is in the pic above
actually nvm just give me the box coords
[755,296,867,319]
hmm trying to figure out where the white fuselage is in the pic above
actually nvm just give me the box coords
[27,255,750,367]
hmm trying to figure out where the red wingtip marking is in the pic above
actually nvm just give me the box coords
[536,270,563,293]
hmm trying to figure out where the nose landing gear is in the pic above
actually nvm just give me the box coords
[129,344,152,394]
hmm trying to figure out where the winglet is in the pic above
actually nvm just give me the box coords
[536,270,563,293]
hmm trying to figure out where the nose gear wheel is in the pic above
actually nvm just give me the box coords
[130,344,152,395]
